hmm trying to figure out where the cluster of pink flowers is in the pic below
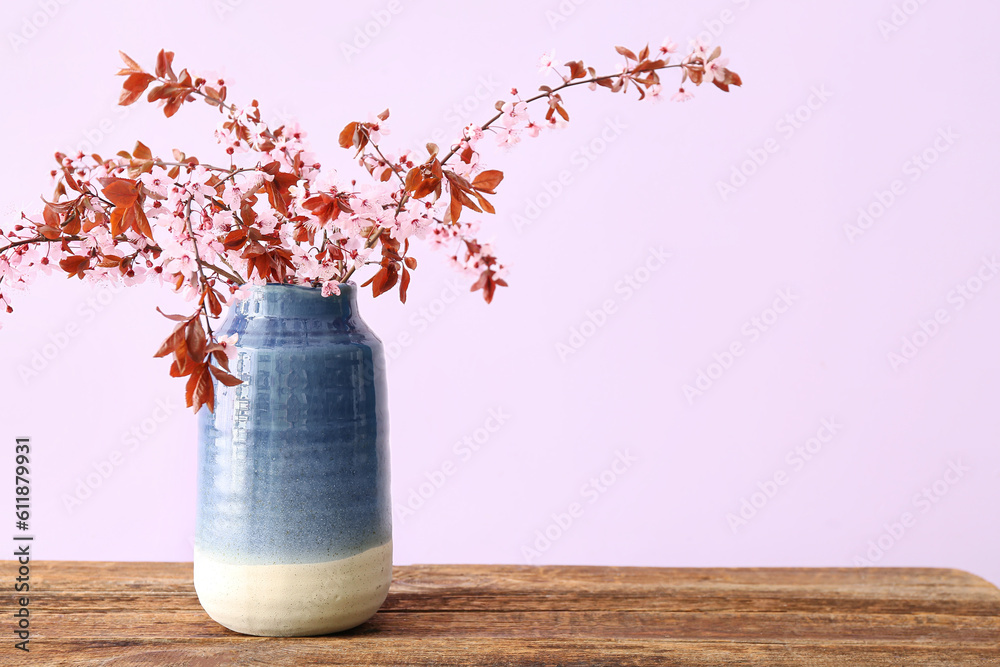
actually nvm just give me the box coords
[0,42,739,411]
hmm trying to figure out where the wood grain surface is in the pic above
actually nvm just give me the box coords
[3,562,999,665]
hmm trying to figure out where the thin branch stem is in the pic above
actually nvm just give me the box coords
[200,259,244,285]
[0,231,97,254]
[182,200,214,338]
[440,62,684,165]
[362,129,407,188]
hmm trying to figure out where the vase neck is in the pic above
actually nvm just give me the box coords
[236,284,359,321]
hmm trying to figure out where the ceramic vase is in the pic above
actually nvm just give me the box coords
[193,283,392,636]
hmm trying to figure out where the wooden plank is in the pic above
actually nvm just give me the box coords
[14,639,1000,667]
[24,609,1000,643]
[1,561,997,666]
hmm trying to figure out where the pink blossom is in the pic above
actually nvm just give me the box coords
[211,210,235,232]
[321,281,341,297]
[689,39,711,61]
[311,169,341,194]
[139,166,172,198]
[123,265,148,287]
[36,251,56,276]
[182,167,216,206]
[543,116,568,130]
[660,37,678,56]
[157,235,199,277]
[671,87,694,102]
[217,333,239,361]
[256,211,279,235]
[494,127,521,149]
[705,57,730,82]
[501,101,529,128]
[231,284,254,302]
[366,112,390,143]
[538,49,558,76]
[449,150,481,179]
[214,125,243,154]
[464,124,484,145]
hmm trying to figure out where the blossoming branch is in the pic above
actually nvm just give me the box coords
[0,40,740,412]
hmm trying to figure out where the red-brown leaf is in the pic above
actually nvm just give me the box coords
[205,343,230,370]
[109,207,128,237]
[96,255,122,268]
[206,289,222,318]
[471,269,506,304]
[449,188,463,223]
[37,225,61,240]
[566,60,587,80]
[119,73,154,106]
[404,167,422,193]
[62,211,81,236]
[223,227,248,250]
[155,49,176,81]
[156,307,194,322]
[413,176,439,200]
[132,204,153,239]
[339,122,359,150]
[154,321,188,357]
[163,94,185,118]
[58,255,90,278]
[210,365,243,387]
[399,266,411,304]
[117,51,144,75]
[371,264,399,298]
[473,190,495,215]
[616,45,638,61]
[472,170,504,193]
[43,204,60,229]
[133,141,152,160]
[186,363,214,412]
[453,186,482,214]
[186,317,207,363]
[100,178,139,207]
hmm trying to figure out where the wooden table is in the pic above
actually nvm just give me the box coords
[6,562,1000,665]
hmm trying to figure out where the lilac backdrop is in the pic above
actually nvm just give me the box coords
[1,0,998,584]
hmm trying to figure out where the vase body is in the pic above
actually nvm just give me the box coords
[194,283,392,637]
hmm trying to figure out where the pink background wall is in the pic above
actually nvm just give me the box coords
[2,0,998,584]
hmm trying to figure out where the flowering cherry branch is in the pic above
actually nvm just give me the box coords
[0,38,740,412]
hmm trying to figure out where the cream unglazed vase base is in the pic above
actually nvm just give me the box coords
[194,541,393,637]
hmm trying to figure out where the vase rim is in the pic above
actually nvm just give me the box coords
[253,282,357,293]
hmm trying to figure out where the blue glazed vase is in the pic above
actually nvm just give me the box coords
[193,283,392,636]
